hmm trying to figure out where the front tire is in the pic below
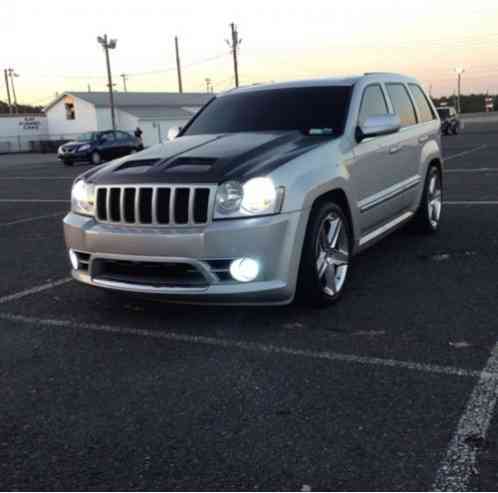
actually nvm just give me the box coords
[91,151,102,165]
[296,202,352,307]
[412,165,443,233]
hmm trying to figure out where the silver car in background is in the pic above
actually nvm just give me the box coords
[64,73,443,306]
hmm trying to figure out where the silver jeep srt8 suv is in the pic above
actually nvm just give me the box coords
[64,73,443,307]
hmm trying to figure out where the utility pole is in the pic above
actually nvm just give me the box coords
[175,36,183,93]
[226,23,241,87]
[205,78,212,93]
[455,67,465,114]
[3,69,12,114]
[97,34,117,130]
[120,73,128,92]
[87,84,92,92]
[7,68,19,113]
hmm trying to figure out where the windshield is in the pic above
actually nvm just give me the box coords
[76,132,96,142]
[183,86,352,136]
[437,109,450,119]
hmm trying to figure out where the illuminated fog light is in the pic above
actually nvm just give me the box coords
[229,257,260,283]
[69,249,79,270]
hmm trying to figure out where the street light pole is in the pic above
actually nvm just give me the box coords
[455,67,465,114]
[97,34,117,130]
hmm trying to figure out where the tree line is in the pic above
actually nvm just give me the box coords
[432,94,497,113]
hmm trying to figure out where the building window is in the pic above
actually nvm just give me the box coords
[63,95,75,120]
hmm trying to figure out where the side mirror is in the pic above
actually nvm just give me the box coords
[356,114,401,143]
[167,126,182,141]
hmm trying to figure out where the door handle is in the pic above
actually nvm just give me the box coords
[389,144,403,154]
[419,135,429,144]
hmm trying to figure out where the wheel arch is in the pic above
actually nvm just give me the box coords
[309,188,355,244]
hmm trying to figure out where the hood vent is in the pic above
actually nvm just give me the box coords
[115,159,160,173]
[163,156,216,173]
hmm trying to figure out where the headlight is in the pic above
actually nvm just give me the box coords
[71,180,95,216]
[214,177,284,219]
[78,144,91,151]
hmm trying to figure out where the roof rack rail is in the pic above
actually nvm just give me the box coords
[363,72,403,76]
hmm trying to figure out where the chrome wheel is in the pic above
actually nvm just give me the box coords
[427,173,442,229]
[315,213,350,296]
[91,151,101,165]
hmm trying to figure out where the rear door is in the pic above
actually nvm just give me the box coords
[115,131,133,157]
[383,83,421,210]
[98,131,117,160]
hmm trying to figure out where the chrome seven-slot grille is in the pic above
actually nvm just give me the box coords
[95,185,215,226]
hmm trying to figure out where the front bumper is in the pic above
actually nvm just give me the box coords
[63,210,307,305]
[58,150,91,162]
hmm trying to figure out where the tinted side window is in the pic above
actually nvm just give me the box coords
[408,84,435,122]
[386,84,417,127]
[359,85,389,123]
[100,132,115,143]
[115,131,130,141]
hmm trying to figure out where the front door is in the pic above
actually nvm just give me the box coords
[351,84,407,235]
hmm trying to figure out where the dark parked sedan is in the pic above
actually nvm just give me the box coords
[57,130,143,166]
[437,106,461,135]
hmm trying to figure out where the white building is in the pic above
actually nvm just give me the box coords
[44,91,213,147]
[0,114,48,153]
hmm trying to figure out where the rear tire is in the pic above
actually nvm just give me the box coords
[296,201,352,308]
[412,165,442,234]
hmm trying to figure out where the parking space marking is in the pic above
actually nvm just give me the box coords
[0,278,72,305]
[444,201,498,205]
[0,199,69,203]
[445,145,488,162]
[0,177,74,180]
[0,211,66,227]
[433,342,498,491]
[0,311,495,382]
[445,168,498,174]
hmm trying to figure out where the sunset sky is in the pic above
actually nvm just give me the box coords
[2,0,498,106]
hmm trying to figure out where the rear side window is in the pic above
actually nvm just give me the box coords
[408,84,436,122]
[100,132,115,142]
[359,85,389,123]
[386,84,417,127]
[115,131,130,141]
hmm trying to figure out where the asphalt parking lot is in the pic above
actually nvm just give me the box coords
[1,123,498,491]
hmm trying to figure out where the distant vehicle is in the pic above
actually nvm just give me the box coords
[437,106,461,135]
[57,130,143,166]
[65,73,443,307]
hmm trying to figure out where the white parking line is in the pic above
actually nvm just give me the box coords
[0,278,72,304]
[0,311,495,382]
[445,145,487,161]
[445,168,498,174]
[0,199,69,203]
[444,201,498,205]
[0,177,74,180]
[433,342,498,491]
[0,211,66,227]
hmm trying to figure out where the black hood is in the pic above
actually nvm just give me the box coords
[83,131,332,185]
